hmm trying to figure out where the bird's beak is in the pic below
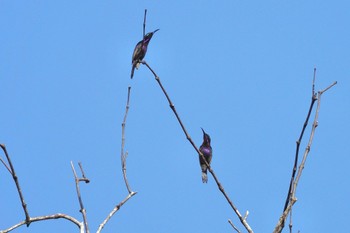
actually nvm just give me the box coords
[153,29,160,34]
[201,127,206,135]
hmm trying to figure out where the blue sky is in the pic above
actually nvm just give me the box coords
[1,1,349,233]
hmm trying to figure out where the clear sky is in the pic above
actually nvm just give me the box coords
[1,1,349,233]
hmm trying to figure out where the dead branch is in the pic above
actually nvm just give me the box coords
[141,60,254,233]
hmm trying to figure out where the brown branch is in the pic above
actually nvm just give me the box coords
[273,80,337,233]
[0,213,83,233]
[97,86,137,232]
[0,144,30,226]
[141,61,253,233]
[71,161,90,233]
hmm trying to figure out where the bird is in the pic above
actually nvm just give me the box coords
[199,128,212,183]
[131,29,159,79]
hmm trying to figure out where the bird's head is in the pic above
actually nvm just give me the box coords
[143,29,159,43]
[201,127,211,145]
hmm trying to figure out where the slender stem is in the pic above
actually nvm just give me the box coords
[121,86,133,193]
[98,86,137,232]
[71,162,90,233]
[0,144,31,226]
[141,61,253,233]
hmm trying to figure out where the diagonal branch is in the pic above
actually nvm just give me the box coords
[71,161,90,233]
[141,60,253,233]
[0,144,30,226]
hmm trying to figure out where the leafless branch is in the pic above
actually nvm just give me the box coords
[228,219,241,233]
[273,78,337,233]
[141,61,254,233]
[0,213,83,233]
[121,86,133,193]
[282,69,318,231]
[97,86,137,232]
[0,144,30,226]
[71,161,90,233]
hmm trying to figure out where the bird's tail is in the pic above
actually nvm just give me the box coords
[201,171,208,183]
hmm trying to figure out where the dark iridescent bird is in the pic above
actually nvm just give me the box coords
[199,128,212,183]
[131,29,159,79]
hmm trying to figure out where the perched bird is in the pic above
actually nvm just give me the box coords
[199,128,212,183]
[131,29,159,79]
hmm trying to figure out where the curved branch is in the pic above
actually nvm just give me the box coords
[0,213,83,233]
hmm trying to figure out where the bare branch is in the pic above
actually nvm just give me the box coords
[228,219,241,233]
[0,144,30,226]
[141,61,254,233]
[274,78,337,233]
[121,86,133,193]
[0,213,83,233]
[282,69,317,220]
[71,161,90,233]
[98,86,137,232]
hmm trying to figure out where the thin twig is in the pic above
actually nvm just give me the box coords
[121,86,133,193]
[0,144,30,226]
[273,80,337,233]
[0,156,12,175]
[97,86,137,232]
[97,192,137,233]
[143,9,147,38]
[71,161,90,233]
[141,61,253,233]
[78,162,90,183]
[0,213,83,233]
[228,219,241,233]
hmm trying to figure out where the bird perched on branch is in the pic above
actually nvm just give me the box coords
[131,29,159,79]
[199,128,212,183]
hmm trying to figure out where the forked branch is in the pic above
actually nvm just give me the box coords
[273,70,337,233]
